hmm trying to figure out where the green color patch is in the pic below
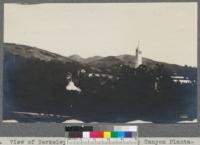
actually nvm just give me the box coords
[111,132,118,138]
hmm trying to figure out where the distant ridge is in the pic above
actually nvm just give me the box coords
[69,55,85,62]
[4,43,196,74]
[4,43,75,63]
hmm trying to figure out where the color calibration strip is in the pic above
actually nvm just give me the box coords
[65,126,138,139]
[67,131,137,138]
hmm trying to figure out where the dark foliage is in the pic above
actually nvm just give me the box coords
[3,43,197,123]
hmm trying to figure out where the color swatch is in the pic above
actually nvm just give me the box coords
[65,126,138,139]
[67,131,137,138]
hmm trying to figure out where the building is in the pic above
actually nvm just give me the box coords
[170,76,192,84]
[135,41,142,68]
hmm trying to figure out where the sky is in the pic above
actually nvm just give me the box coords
[4,3,197,66]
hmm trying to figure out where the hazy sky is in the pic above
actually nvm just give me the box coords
[4,3,197,66]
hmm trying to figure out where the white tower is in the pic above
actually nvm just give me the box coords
[135,41,142,68]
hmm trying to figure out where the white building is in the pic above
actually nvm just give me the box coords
[66,81,81,92]
[135,41,142,68]
[170,76,192,84]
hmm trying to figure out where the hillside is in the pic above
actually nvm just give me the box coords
[3,43,83,114]
[3,43,197,123]
[4,43,75,63]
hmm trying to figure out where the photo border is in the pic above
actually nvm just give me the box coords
[0,0,199,137]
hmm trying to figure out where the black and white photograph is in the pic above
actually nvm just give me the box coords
[3,3,197,123]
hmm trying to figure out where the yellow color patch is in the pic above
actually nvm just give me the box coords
[104,132,111,138]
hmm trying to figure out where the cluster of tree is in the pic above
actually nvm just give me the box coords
[75,64,197,122]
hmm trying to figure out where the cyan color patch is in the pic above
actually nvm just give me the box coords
[117,131,125,138]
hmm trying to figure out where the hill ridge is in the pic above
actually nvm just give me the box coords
[4,43,196,70]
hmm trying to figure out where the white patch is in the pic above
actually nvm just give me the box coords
[40,113,45,116]
[89,122,98,124]
[95,73,100,77]
[80,69,86,73]
[13,111,40,116]
[49,114,54,117]
[88,73,94,78]
[3,120,18,123]
[62,119,84,123]
[66,81,81,92]
[177,119,197,123]
[126,120,152,123]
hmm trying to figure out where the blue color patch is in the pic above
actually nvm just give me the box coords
[125,132,132,138]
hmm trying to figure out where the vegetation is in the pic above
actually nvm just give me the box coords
[3,43,197,123]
